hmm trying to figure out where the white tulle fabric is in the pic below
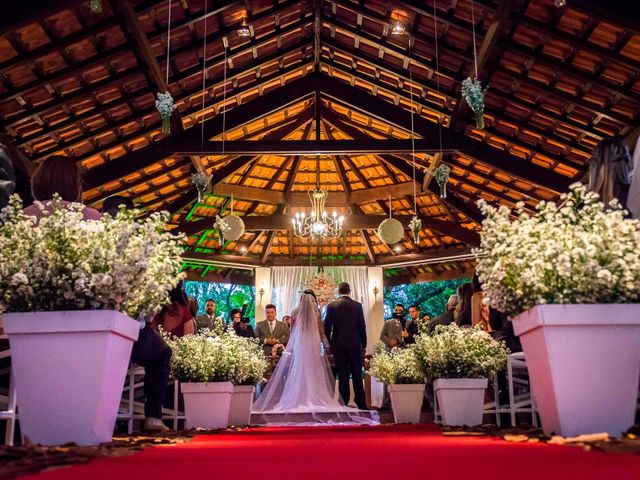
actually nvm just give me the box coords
[251,293,379,426]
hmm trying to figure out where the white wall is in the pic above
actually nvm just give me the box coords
[365,266,384,354]
[254,267,272,322]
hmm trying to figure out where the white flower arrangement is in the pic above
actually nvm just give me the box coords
[413,325,508,380]
[163,330,268,385]
[408,215,422,244]
[0,196,184,319]
[306,271,337,306]
[475,183,640,318]
[377,217,404,244]
[191,171,212,203]
[369,342,425,385]
[461,77,486,129]
[434,164,450,199]
[155,91,177,135]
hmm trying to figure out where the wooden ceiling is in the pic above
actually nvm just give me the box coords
[1,0,639,285]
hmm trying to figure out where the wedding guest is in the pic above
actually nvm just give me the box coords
[425,295,457,333]
[587,137,632,209]
[23,155,101,221]
[231,308,255,338]
[101,192,172,432]
[195,299,224,332]
[256,304,290,356]
[102,195,134,217]
[0,144,15,210]
[282,315,292,328]
[151,281,195,337]
[380,308,405,350]
[454,283,473,327]
[471,273,490,331]
[628,134,640,218]
[405,305,421,345]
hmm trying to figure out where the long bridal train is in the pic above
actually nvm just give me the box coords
[251,293,379,426]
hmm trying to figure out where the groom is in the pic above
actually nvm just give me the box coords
[324,282,368,410]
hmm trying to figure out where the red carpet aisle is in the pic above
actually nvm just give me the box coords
[20,424,640,480]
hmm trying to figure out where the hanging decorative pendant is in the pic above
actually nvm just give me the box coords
[220,214,245,241]
[90,0,102,14]
[377,218,404,245]
[554,0,566,6]
[461,77,486,129]
[191,171,212,203]
[408,216,422,245]
[155,91,177,135]
[435,164,451,199]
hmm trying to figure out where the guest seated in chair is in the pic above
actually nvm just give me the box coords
[152,281,195,338]
[103,195,172,432]
[425,295,457,334]
[256,304,290,356]
[231,308,255,338]
[24,154,101,221]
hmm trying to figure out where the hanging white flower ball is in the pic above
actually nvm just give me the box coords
[377,218,404,244]
[222,214,245,241]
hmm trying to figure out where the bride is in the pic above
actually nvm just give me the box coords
[252,290,378,425]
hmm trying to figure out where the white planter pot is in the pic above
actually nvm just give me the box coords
[388,384,425,424]
[513,304,640,437]
[4,310,139,446]
[181,381,233,429]
[228,385,255,426]
[434,378,488,427]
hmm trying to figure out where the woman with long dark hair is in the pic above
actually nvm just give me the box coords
[152,281,195,337]
[454,283,473,327]
[587,138,632,209]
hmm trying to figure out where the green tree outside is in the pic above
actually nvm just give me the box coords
[184,281,256,326]
[383,278,470,320]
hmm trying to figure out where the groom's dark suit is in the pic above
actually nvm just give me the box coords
[324,295,368,410]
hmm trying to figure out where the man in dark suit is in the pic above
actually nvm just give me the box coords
[325,282,368,410]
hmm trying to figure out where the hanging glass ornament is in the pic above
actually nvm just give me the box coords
[155,91,177,135]
[435,164,451,199]
[214,215,231,244]
[90,0,102,14]
[461,77,486,129]
[554,0,566,6]
[408,216,422,244]
[191,171,212,203]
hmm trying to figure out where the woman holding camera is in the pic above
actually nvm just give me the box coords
[231,308,255,338]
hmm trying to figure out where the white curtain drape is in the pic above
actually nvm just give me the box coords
[271,266,370,328]
[271,266,317,319]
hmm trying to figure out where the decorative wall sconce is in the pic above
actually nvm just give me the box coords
[258,283,266,305]
[372,281,379,300]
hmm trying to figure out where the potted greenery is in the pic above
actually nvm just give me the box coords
[369,344,425,424]
[227,334,269,426]
[0,198,183,445]
[163,331,239,429]
[414,325,507,427]
[476,184,640,436]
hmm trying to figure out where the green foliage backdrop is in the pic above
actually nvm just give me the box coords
[383,278,470,320]
[184,281,256,326]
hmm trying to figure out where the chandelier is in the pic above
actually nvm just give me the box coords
[292,187,344,240]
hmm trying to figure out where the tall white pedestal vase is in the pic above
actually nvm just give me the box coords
[388,384,426,424]
[514,304,640,437]
[433,378,488,426]
[3,310,139,446]
[181,382,233,429]
[228,385,256,426]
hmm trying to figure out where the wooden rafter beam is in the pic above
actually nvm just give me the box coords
[385,265,476,286]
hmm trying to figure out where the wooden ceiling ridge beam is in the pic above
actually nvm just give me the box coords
[84,72,316,188]
[316,73,571,193]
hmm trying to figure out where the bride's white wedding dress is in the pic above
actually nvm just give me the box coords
[251,293,379,426]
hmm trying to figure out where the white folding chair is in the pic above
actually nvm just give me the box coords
[0,334,17,446]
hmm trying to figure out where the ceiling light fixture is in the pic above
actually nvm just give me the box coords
[391,20,406,35]
[237,18,251,37]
